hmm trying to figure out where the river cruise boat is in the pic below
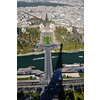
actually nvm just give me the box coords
[33,56,58,60]
[79,56,83,58]
[62,63,80,68]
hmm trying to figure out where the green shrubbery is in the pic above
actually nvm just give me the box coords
[62,76,79,79]
[64,41,82,46]
[80,73,84,78]
[37,49,43,52]
[17,91,40,100]
[62,46,84,51]
[74,88,84,100]
[64,88,84,100]
[17,77,36,80]
[64,89,74,100]
[17,50,34,54]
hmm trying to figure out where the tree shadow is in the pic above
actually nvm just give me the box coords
[40,43,65,100]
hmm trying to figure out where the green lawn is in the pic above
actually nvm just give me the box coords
[44,36,46,42]
[46,36,49,44]
[50,36,52,42]
[63,41,82,46]
[62,46,84,51]
[43,35,52,45]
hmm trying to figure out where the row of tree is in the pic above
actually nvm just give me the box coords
[17,87,84,100]
[63,88,84,100]
[17,39,37,51]
[17,91,40,100]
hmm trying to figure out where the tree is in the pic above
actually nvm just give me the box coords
[65,89,74,100]
[17,40,20,47]
[21,45,23,49]
[68,32,70,34]
[24,43,27,47]
[32,91,40,100]
[35,46,37,48]
[80,73,84,78]
[72,28,76,33]
[75,87,84,100]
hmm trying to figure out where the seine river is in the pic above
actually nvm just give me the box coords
[17,51,84,71]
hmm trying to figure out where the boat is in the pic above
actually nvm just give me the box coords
[33,56,58,61]
[62,63,80,67]
[34,53,40,55]
[81,63,84,66]
[33,57,44,60]
[52,56,58,58]
[79,56,83,58]
[33,58,40,60]
[40,57,45,59]
[28,66,35,68]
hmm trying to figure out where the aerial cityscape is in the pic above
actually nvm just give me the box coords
[17,0,84,100]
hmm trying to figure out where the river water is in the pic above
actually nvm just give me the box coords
[17,51,84,71]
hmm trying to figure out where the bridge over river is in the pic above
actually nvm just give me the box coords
[38,44,58,85]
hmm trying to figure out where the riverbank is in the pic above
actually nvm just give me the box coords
[17,51,45,57]
[62,49,84,53]
[17,49,84,57]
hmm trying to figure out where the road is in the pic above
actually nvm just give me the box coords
[44,47,53,83]
[62,78,84,83]
[17,82,84,95]
[17,80,40,82]
[38,44,58,84]
[17,78,84,86]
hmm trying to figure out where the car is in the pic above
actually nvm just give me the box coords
[59,77,62,80]
[50,88,53,90]
[57,89,60,92]
[67,81,69,83]
[44,86,48,91]
[58,75,62,80]
[43,91,45,93]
